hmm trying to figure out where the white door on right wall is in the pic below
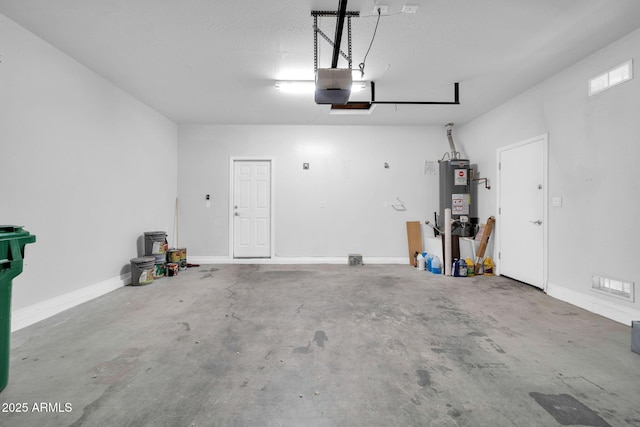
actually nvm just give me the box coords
[497,134,547,289]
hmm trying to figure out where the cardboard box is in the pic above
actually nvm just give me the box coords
[406,221,422,267]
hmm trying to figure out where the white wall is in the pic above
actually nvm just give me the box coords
[0,14,178,324]
[458,27,640,323]
[178,125,450,260]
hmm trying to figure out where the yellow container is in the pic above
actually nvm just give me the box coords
[483,257,495,276]
[167,248,181,263]
[465,258,474,276]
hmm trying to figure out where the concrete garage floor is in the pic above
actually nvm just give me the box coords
[1,264,639,426]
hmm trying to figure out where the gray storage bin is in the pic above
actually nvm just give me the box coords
[632,321,640,355]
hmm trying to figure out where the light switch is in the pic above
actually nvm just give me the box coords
[552,196,562,207]
[402,5,418,13]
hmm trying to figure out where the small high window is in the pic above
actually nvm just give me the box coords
[589,60,633,96]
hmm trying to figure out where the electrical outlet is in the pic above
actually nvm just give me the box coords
[373,4,389,14]
[401,5,418,13]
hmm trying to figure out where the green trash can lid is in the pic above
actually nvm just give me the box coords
[0,226,35,271]
[0,225,34,241]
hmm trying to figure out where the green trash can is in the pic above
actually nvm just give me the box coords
[0,226,36,393]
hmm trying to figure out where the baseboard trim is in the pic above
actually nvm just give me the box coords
[546,281,640,326]
[11,273,130,332]
[188,256,407,265]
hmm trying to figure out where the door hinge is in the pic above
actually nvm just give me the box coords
[498,251,501,260]
[498,207,501,215]
[498,162,501,170]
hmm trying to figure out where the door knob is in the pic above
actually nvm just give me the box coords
[234,205,238,209]
[234,212,240,216]
[529,220,542,225]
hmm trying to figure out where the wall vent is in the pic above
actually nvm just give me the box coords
[588,60,633,96]
[591,274,634,302]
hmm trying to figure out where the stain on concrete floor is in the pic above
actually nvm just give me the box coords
[529,392,611,426]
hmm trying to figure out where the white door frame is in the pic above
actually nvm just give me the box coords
[229,157,275,259]
[496,133,548,291]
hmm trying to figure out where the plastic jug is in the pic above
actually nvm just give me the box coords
[426,254,433,272]
[465,258,474,276]
[483,257,495,276]
[431,256,442,274]
[459,259,467,277]
[417,253,425,270]
[452,258,460,277]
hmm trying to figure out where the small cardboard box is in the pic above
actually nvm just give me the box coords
[348,254,363,266]
[632,321,640,355]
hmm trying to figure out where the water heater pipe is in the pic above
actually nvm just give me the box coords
[445,123,460,159]
[444,208,452,276]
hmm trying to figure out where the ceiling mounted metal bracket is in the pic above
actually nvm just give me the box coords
[331,81,461,112]
[311,9,359,72]
[313,23,351,66]
[370,81,461,105]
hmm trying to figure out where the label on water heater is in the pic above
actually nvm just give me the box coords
[452,194,470,215]
[454,169,467,185]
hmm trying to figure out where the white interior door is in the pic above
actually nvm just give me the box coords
[497,135,547,289]
[233,160,271,258]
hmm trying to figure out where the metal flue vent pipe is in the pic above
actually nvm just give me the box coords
[445,123,460,159]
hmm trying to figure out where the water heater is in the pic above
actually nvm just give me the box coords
[438,159,477,237]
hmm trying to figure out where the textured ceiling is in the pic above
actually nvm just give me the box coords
[2,0,640,125]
